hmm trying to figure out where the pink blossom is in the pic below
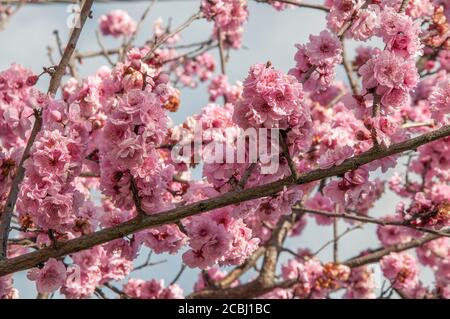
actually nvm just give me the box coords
[353,46,381,70]
[208,75,242,103]
[359,50,418,110]
[2,1,450,300]
[218,217,260,266]
[177,53,216,87]
[27,258,67,294]
[436,257,450,296]
[61,264,101,299]
[373,51,407,88]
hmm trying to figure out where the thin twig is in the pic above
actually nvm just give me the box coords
[94,288,109,299]
[0,0,94,260]
[279,131,298,180]
[217,27,228,104]
[95,30,115,66]
[103,282,130,299]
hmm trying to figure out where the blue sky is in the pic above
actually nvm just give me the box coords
[1,0,428,298]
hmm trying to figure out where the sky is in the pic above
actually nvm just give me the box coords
[0,0,429,298]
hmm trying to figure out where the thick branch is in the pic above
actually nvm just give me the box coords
[0,125,449,276]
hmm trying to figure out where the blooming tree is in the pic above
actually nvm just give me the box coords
[0,0,449,299]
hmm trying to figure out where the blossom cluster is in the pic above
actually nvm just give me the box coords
[182,207,260,268]
[201,0,249,49]
[1,1,450,300]
[289,30,343,92]
[123,278,183,299]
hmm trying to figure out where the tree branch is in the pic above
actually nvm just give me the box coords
[0,125,449,276]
